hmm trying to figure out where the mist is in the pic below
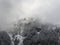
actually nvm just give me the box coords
[0,0,60,30]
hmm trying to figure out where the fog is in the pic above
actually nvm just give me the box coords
[0,0,60,30]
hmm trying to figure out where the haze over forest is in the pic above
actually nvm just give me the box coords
[0,0,60,30]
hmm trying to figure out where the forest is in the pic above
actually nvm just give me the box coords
[0,17,60,45]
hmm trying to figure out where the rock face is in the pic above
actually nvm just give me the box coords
[0,31,11,45]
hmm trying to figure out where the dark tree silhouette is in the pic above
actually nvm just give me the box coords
[39,30,59,45]
[0,31,11,45]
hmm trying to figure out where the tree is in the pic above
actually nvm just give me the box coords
[0,31,11,45]
[13,17,59,45]
[13,17,41,36]
[39,30,59,45]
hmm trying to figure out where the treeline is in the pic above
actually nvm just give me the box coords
[12,17,60,45]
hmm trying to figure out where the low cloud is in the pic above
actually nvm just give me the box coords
[0,0,60,30]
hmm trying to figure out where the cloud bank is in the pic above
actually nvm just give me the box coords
[0,0,60,30]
